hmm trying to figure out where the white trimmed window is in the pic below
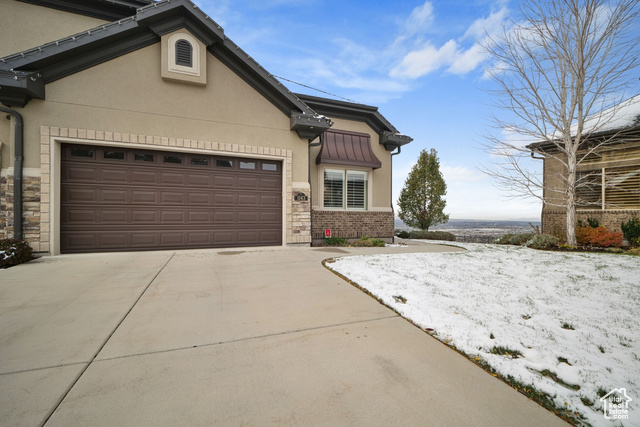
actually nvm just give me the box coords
[323,169,368,210]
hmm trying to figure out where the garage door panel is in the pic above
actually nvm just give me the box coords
[213,175,235,188]
[131,210,158,223]
[61,144,282,253]
[64,187,98,203]
[160,211,186,223]
[213,193,236,205]
[188,174,213,187]
[131,233,158,248]
[100,209,128,223]
[260,195,281,207]
[131,190,158,204]
[62,208,98,223]
[99,233,130,248]
[64,166,98,182]
[260,176,281,190]
[161,172,187,186]
[187,192,212,205]
[130,170,159,185]
[100,189,129,204]
[100,168,128,183]
[160,192,186,205]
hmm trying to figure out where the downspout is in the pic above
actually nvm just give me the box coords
[0,107,24,241]
[390,144,402,243]
[308,134,323,246]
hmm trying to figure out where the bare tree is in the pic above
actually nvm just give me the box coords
[482,0,640,245]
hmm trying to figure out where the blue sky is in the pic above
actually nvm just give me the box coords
[197,0,543,220]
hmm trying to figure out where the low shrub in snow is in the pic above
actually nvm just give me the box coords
[525,234,559,250]
[395,230,410,239]
[621,217,640,247]
[576,226,623,248]
[0,239,33,269]
[495,233,534,246]
[408,230,456,241]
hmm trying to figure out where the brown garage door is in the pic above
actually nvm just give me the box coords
[61,144,282,253]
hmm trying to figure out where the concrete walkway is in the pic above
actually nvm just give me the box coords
[0,243,566,426]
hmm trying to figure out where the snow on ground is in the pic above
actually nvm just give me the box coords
[329,241,640,427]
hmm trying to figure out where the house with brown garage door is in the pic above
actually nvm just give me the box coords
[0,0,412,254]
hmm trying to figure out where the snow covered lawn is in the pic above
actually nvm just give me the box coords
[329,242,639,427]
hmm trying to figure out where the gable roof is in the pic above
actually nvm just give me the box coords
[0,0,317,120]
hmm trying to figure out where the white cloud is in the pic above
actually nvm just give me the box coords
[441,165,486,183]
[392,5,510,80]
[390,40,458,78]
[404,1,435,37]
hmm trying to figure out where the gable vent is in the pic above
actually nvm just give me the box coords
[175,39,193,67]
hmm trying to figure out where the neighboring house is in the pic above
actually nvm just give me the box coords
[0,0,412,254]
[528,96,640,235]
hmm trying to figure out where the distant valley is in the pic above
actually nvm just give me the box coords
[394,218,541,243]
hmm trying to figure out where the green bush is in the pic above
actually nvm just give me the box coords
[395,230,410,239]
[323,237,346,246]
[495,233,534,246]
[621,217,640,247]
[409,230,456,241]
[0,239,33,268]
[352,236,386,247]
[525,234,559,250]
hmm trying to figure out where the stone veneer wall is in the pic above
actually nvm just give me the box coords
[542,209,640,236]
[311,209,394,244]
[31,125,308,253]
[0,175,42,251]
[290,188,311,244]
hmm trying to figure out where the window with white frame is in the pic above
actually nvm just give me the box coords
[323,169,368,210]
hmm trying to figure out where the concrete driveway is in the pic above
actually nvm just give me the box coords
[0,243,566,426]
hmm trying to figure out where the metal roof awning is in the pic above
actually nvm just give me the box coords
[316,130,382,169]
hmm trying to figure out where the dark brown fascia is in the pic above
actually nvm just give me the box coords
[17,0,153,21]
[526,126,640,156]
[380,131,413,152]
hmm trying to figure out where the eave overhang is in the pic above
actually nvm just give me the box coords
[0,71,45,108]
[18,0,153,21]
[526,125,640,155]
[380,131,413,151]
[296,93,413,150]
[290,113,333,140]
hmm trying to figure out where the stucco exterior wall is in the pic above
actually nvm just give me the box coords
[0,0,107,58]
[13,42,308,181]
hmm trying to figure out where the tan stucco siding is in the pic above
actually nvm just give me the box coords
[0,0,107,58]
[309,118,393,210]
[16,42,307,181]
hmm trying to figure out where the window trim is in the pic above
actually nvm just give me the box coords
[577,165,640,210]
[322,168,369,211]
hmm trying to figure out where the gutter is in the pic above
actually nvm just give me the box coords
[0,106,24,240]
